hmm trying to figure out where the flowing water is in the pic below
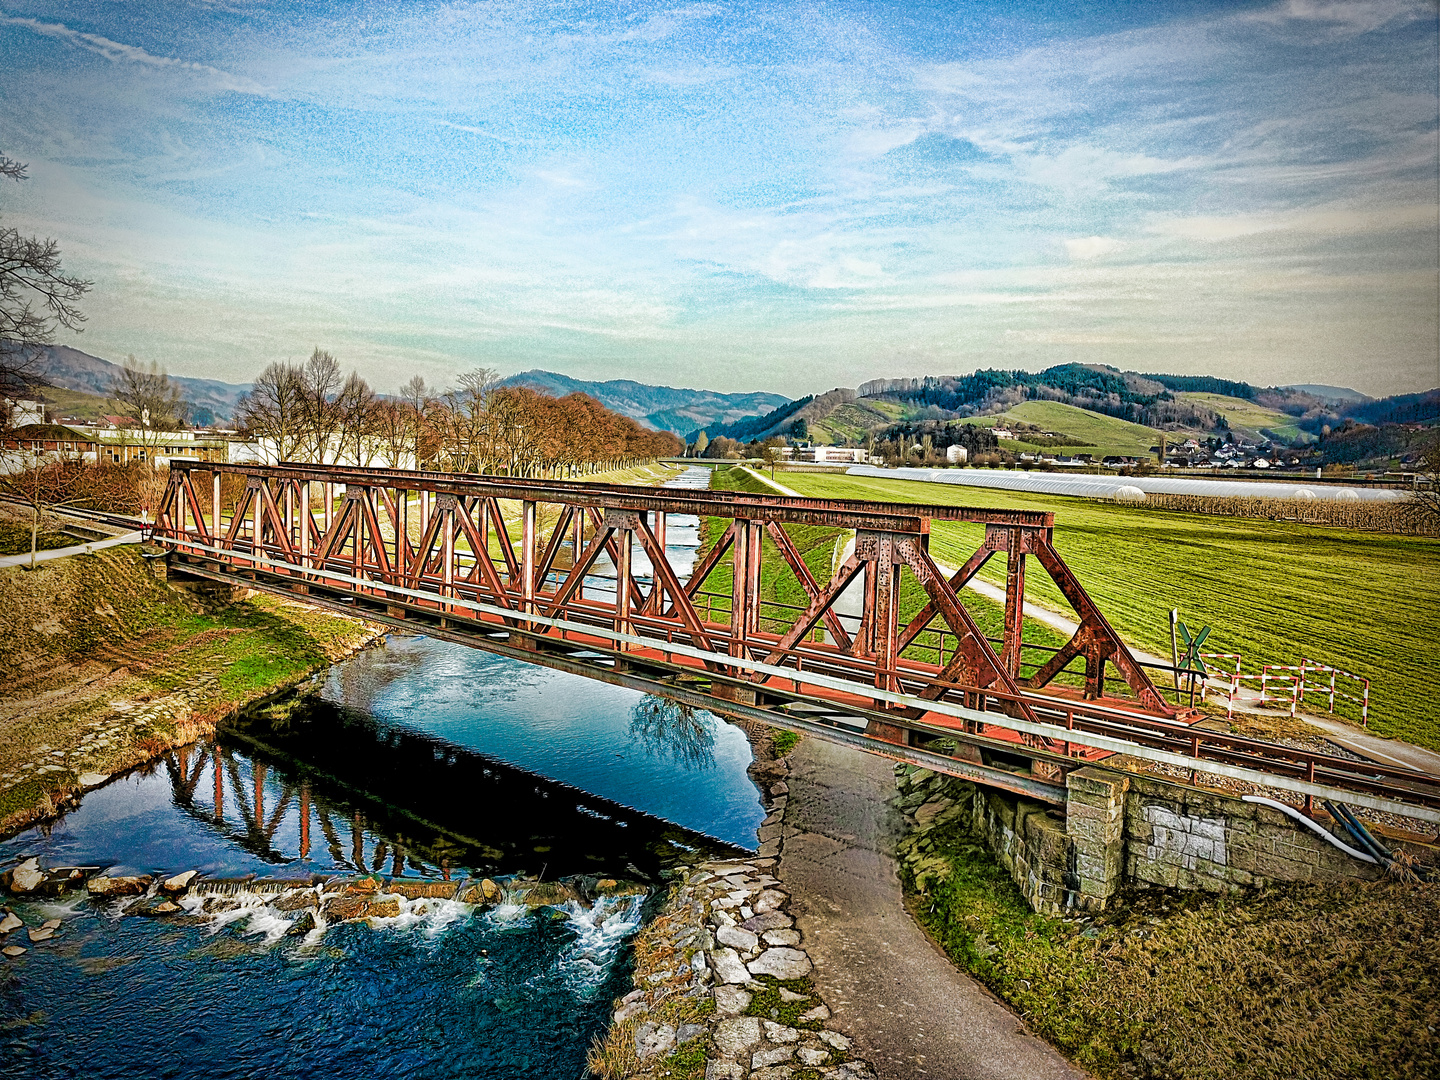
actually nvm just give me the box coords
[0,467,766,1078]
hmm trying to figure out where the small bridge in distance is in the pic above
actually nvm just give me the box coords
[152,461,1440,829]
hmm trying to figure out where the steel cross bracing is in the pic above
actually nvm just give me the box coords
[153,461,1440,825]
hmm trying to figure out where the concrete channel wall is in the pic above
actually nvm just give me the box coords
[895,764,1382,915]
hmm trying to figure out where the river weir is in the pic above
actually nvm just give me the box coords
[2,638,769,1080]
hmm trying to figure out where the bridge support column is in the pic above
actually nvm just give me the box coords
[1065,766,1128,911]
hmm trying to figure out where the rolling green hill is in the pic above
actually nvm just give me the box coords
[1179,392,1310,444]
[977,401,1165,459]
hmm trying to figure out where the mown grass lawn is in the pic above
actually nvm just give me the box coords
[723,468,1440,750]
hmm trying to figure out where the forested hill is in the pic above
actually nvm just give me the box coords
[497,370,789,435]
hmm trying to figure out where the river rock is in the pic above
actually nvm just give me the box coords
[77,772,109,789]
[714,984,752,1015]
[2,945,24,958]
[273,889,318,912]
[764,1021,801,1044]
[41,919,61,930]
[367,897,401,919]
[741,911,791,933]
[747,947,812,979]
[762,929,801,947]
[752,1044,795,1068]
[716,925,759,953]
[0,912,21,935]
[286,911,316,937]
[26,925,53,942]
[752,889,787,913]
[798,1004,830,1023]
[634,1021,677,1060]
[322,896,368,921]
[9,858,43,895]
[129,899,180,917]
[519,881,578,907]
[389,880,459,901]
[676,1022,707,1045]
[88,875,152,898]
[819,1030,852,1052]
[161,871,198,896]
[709,947,750,984]
[713,1016,762,1056]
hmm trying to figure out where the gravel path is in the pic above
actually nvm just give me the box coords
[778,737,1085,1080]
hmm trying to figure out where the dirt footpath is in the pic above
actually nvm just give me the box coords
[777,737,1085,1080]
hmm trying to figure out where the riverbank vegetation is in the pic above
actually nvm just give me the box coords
[899,800,1440,1080]
[730,468,1440,751]
[0,546,378,836]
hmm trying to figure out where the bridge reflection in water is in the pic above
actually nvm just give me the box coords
[162,693,744,881]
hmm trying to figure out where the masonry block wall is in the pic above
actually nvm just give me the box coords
[968,787,1071,915]
[1122,774,1382,892]
[896,763,1381,918]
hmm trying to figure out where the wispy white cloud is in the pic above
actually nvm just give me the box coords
[0,15,270,95]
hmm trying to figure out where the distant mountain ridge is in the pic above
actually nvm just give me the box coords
[20,343,251,421]
[496,369,789,435]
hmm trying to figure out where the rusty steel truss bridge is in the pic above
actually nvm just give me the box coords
[153,461,1440,826]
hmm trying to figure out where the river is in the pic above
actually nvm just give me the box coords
[0,467,767,1078]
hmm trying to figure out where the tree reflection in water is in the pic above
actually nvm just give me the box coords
[629,696,717,770]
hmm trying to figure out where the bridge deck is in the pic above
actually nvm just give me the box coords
[154,462,1440,826]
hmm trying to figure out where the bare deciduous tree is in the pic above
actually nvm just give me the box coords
[1408,434,1440,526]
[236,361,306,463]
[335,370,378,466]
[299,348,343,463]
[0,154,92,399]
[109,355,187,450]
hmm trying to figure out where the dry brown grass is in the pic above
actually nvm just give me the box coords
[908,821,1440,1080]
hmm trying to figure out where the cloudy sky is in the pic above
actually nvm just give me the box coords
[0,0,1436,397]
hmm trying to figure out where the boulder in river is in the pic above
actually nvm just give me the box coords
[27,927,54,943]
[366,897,401,919]
[388,880,459,901]
[0,912,22,935]
[2,945,24,958]
[8,858,44,896]
[322,896,369,921]
[285,911,316,937]
[519,881,579,907]
[88,875,152,898]
[160,871,198,897]
[272,889,319,912]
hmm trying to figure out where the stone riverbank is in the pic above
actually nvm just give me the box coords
[591,744,877,1080]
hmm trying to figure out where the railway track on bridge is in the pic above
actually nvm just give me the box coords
[150,461,1440,827]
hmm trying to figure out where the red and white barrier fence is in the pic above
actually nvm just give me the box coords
[1300,660,1371,728]
[1198,653,1244,717]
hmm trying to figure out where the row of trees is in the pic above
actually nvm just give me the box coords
[237,351,680,476]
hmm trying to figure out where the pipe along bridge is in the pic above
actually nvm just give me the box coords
[154,462,1440,827]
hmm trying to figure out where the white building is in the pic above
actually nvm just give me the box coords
[3,398,45,428]
[805,446,870,464]
[945,445,968,464]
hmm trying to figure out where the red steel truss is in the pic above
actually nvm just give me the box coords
[152,461,1440,823]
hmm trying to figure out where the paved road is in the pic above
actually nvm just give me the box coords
[778,736,1086,1080]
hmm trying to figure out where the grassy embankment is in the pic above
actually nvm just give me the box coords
[0,546,379,835]
[900,798,1439,1080]
[750,469,1440,751]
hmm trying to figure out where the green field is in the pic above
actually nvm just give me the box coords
[969,400,1165,459]
[1180,392,1309,444]
[746,469,1440,750]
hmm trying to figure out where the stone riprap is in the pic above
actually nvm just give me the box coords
[598,767,875,1080]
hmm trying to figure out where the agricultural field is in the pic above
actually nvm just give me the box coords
[808,398,905,445]
[1179,392,1310,444]
[751,468,1440,750]
[971,400,1166,459]
[34,384,110,422]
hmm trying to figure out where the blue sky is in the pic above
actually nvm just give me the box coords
[0,0,1436,397]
